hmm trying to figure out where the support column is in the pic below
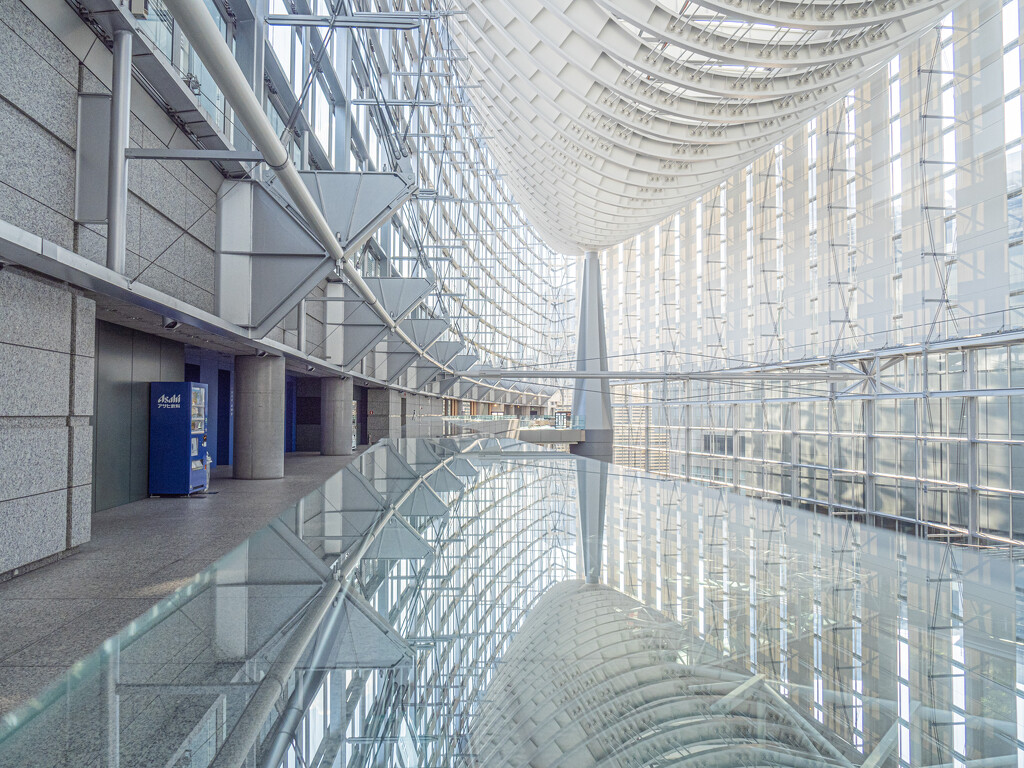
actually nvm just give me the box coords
[233,0,266,122]
[297,298,307,354]
[321,377,353,456]
[233,355,285,479]
[106,29,132,274]
[334,30,353,172]
[576,462,608,585]
[570,250,614,462]
[231,0,267,179]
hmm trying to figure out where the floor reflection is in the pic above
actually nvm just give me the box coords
[0,438,1021,767]
[595,471,1023,768]
[471,580,851,766]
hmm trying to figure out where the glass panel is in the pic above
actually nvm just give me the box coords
[1,439,1022,768]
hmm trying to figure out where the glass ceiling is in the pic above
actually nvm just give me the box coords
[0,438,1020,767]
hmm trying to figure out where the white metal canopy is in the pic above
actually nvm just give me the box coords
[451,0,968,253]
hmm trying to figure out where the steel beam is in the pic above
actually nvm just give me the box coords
[163,0,456,378]
[350,99,440,107]
[265,13,422,30]
[464,369,860,382]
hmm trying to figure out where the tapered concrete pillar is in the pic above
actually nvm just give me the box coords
[576,461,608,584]
[233,355,285,479]
[570,250,613,462]
[321,377,354,455]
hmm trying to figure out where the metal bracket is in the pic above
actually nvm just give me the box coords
[215,180,335,338]
[215,168,415,339]
[323,277,433,368]
[379,317,448,381]
[326,591,416,669]
[362,513,433,560]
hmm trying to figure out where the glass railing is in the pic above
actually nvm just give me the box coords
[441,415,521,439]
[135,0,234,142]
[442,414,520,421]
[0,437,1021,767]
[442,416,581,430]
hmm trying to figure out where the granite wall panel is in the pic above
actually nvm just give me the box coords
[0,0,455,580]
[0,268,95,578]
[0,425,69,503]
[0,490,68,575]
[0,1,220,314]
[0,344,72,418]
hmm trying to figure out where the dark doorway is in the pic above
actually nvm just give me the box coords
[295,377,321,452]
[284,377,297,452]
[355,385,369,445]
[400,396,408,438]
[217,369,231,465]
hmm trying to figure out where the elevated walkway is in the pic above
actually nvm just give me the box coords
[516,426,586,444]
[444,417,584,445]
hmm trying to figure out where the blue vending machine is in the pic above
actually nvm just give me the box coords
[149,382,210,495]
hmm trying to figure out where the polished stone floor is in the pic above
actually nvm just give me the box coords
[0,450,363,717]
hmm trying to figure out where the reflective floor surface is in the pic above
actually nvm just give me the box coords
[0,437,1021,767]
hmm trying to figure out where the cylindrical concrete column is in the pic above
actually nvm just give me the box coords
[234,355,285,479]
[321,377,353,456]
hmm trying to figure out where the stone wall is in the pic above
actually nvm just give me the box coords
[367,388,401,443]
[0,267,94,576]
[0,0,222,310]
[0,0,442,577]
[0,0,224,574]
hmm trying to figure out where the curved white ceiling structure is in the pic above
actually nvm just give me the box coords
[451,0,968,254]
[470,581,850,765]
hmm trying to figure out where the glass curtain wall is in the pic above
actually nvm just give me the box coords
[605,0,1024,544]
[146,0,575,400]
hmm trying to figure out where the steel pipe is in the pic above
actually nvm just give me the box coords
[265,13,422,30]
[256,457,450,768]
[256,594,352,768]
[296,298,306,354]
[160,0,557,406]
[466,369,860,381]
[105,29,132,274]
[161,0,449,374]
[208,578,341,768]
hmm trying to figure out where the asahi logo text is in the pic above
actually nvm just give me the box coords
[157,393,181,409]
